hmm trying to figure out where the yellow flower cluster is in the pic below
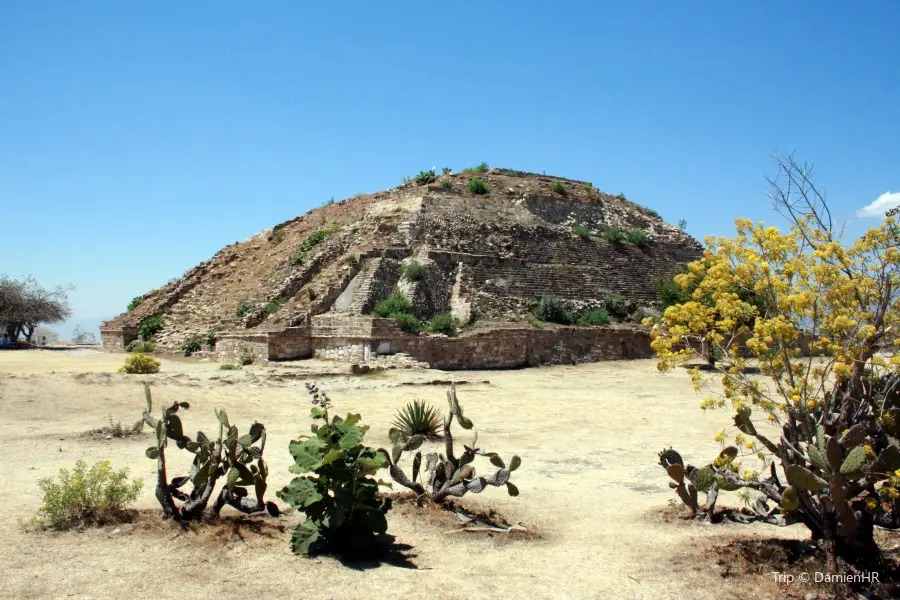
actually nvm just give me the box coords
[651,212,900,469]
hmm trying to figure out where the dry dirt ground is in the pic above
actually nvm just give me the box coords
[0,349,874,600]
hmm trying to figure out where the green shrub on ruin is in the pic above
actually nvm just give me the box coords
[400,260,426,282]
[278,383,392,558]
[181,336,203,355]
[273,226,285,243]
[439,179,452,191]
[127,296,143,311]
[299,225,340,253]
[424,312,459,336]
[205,330,216,349]
[625,228,650,246]
[138,315,164,340]
[266,298,284,315]
[235,298,253,318]
[576,308,610,326]
[462,162,489,174]
[33,459,142,530]
[126,340,154,353]
[119,353,160,374]
[414,169,436,185]
[615,192,627,201]
[533,294,575,325]
[573,224,590,239]
[219,363,241,370]
[552,180,568,196]
[600,226,626,244]
[598,292,629,318]
[466,178,489,195]
[373,290,413,318]
[393,313,422,334]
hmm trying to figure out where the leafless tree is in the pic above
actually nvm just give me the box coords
[71,325,97,345]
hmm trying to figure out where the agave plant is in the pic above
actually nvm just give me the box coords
[389,399,441,443]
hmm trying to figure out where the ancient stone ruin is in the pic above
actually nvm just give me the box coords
[101,168,703,369]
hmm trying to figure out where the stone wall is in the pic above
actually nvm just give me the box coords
[99,327,138,352]
[216,326,311,364]
[394,326,653,370]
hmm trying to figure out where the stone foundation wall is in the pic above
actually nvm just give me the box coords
[394,326,653,370]
[216,326,311,364]
[99,327,138,352]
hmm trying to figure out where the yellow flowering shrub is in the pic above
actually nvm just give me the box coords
[650,156,900,567]
[119,353,160,374]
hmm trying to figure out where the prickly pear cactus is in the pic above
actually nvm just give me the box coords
[141,384,277,523]
[658,447,736,520]
[385,384,522,502]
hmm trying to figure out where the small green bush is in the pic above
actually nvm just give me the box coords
[598,292,629,318]
[373,291,413,318]
[205,330,216,349]
[219,363,241,370]
[525,315,545,328]
[273,227,285,243]
[582,183,593,193]
[625,228,650,246]
[393,313,422,334]
[577,308,610,326]
[463,162,489,174]
[616,192,627,201]
[573,224,590,239]
[300,225,339,253]
[323,197,335,206]
[633,307,657,325]
[642,208,660,219]
[290,254,305,267]
[441,167,452,175]
[266,298,284,315]
[552,180,568,195]
[125,340,154,353]
[127,296,143,311]
[278,384,392,558]
[600,227,626,244]
[119,353,160,374]
[424,312,459,336]
[34,459,142,530]
[138,315,164,341]
[467,178,489,195]
[414,169,437,185]
[181,336,203,355]
[401,260,426,282]
[439,179,452,191]
[533,295,575,325]
[235,298,253,318]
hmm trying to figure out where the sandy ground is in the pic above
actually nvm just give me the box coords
[0,349,821,600]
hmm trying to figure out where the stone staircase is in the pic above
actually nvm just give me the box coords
[342,257,385,315]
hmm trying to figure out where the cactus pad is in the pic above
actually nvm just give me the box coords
[786,465,828,492]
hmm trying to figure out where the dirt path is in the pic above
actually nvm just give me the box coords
[0,351,811,599]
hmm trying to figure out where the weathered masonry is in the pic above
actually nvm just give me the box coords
[101,168,703,369]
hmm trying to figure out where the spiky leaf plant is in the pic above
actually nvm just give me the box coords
[389,399,441,443]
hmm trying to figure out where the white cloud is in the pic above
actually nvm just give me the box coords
[857,191,900,218]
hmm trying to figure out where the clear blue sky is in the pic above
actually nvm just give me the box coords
[2,1,898,340]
